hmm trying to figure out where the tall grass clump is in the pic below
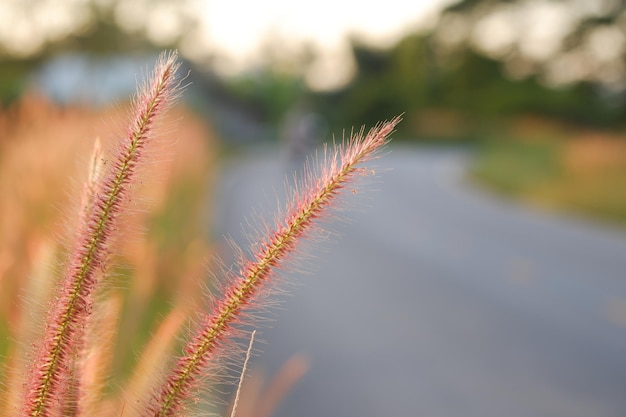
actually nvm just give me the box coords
[1,50,399,416]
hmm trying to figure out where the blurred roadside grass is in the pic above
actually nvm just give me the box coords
[0,92,215,386]
[471,117,626,229]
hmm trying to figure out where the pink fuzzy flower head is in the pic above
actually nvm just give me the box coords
[143,115,401,416]
[22,51,182,417]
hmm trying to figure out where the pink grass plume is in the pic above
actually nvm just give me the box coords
[22,51,182,417]
[143,116,401,416]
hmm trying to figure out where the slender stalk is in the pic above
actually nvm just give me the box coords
[230,330,256,417]
[144,116,401,416]
[22,51,181,417]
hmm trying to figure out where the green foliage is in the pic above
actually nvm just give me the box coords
[225,71,305,126]
[320,31,625,139]
[313,0,626,137]
[471,139,562,195]
[0,59,41,103]
[471,136,626,228]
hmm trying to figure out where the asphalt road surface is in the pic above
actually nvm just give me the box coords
[212,145,626,417]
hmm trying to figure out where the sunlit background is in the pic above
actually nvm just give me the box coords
[2,0,626,416]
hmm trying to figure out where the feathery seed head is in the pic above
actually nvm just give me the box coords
[22,51,182,417]
[144,116,401,416]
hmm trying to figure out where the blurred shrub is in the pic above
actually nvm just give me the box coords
[471,118,626,228]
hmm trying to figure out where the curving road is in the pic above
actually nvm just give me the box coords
[212,145,626,417]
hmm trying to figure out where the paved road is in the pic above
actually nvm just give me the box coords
[212,145,626,417]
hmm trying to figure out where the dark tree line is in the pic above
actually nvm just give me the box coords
[317,0,626,137]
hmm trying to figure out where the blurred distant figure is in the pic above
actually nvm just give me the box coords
[281,106,327,168]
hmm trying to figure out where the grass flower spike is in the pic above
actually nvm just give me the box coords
[23,51,182,417]
[144,116,401,416]
[6,49,398,417]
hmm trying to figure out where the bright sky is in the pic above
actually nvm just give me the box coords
[197,0,453,89]
[0,0,450,90]
[3,0,612,89]
[202,0,448,55]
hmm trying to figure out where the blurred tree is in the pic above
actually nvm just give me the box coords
[0,0,200,59]
[320,0,626,138]
[224,69,306,127]
[437,0,626,89]
[0,0,202,103]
